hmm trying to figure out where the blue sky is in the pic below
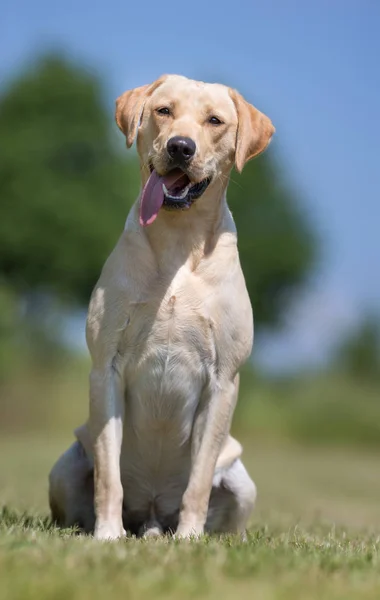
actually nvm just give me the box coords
[2,0,380,371]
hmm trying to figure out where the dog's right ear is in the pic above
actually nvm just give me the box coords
[115,75,167,148]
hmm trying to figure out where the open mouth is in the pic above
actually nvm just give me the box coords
[162,170,211,209]
[139,166,211,226]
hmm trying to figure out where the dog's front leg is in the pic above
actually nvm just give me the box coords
[90,367,125,540]
[176,377,238,539]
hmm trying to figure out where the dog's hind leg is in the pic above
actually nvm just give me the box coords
[49,440,95,533]
[205,458,257,537]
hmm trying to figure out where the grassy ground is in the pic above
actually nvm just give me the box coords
[1,435,380,600]
[1,361,380,598]
[1,512,380,600]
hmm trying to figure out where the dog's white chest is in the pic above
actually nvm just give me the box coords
[126,274,214,410]
[119,266,216,494]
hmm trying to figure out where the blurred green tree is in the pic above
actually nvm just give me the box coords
[228,156,317,328]
[0,54,139,305]
[336,315,380,381]
[0,53,317,331]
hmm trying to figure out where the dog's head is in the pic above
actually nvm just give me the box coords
[116,75,274,226]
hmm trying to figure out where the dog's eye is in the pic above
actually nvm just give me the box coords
[156,107,171,116]
[208,116,223,125]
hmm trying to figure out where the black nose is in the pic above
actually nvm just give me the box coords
[167,136,196,162]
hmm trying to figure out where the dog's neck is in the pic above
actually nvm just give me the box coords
[129,179,236,273]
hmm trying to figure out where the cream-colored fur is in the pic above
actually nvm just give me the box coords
[49,75,274,540]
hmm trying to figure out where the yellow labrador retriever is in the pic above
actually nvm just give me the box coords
[49,75,274,540]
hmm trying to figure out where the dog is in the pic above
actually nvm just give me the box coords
[49,74,274,540]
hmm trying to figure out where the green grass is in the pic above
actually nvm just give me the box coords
[1,363,380,598]
[1,435,380,600]
[0,511,380,600]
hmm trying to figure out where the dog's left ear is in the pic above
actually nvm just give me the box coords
[229,89,275,173]
[115,75,167,148]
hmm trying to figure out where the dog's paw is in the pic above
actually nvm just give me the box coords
[94,520,126,541]
[174,519,204,540]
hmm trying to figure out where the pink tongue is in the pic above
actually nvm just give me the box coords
[139,169,189,227]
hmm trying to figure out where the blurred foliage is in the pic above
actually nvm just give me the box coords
[335,315,380,381]
[0,284,19,379]
[0,53,317,330]
[0,283,69,383]
[234,365,380,448]
[228,157,317,328]
[0,55,139,305]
